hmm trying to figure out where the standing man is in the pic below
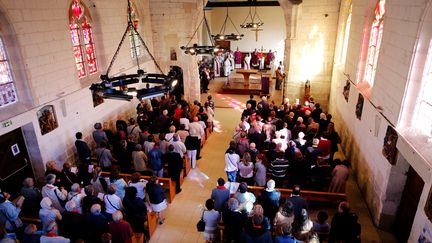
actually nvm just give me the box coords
[211,178,230,211]
[189,116,205,160]
[148,142,164,177]
[243,53,251,70]
[275,66,284,90]
[164,145,183,193]
[234,47,242,69]
[286,185,308,221]
[265,49,275,69]
[251,48,259,69]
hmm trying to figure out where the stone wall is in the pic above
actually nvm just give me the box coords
[285,0,340,110]
[329,0,432,241]
[149,0,201,102]
[0,0,156,182]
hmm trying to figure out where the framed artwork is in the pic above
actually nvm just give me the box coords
[170,48,177,61]
[37,105,58,135]
[92,86,104,107]
[343,80,350,102]
[355,93,364,120]
[382,126,398,165]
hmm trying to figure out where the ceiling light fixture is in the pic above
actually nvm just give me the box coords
[90,0,178,102]
[212,0,244,41]
[180,0,223,55]
[240,6,264,29]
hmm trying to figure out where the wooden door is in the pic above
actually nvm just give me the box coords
[0,127,35,196]
[394,166,424,242]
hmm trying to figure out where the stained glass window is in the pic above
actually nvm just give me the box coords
[69,0,97,79]
[340,4,352,64]
[128,4,142,58]
[364,0,385,86]
[0,37,17,107]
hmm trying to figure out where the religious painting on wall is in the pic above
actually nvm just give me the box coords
[343,80,350,102]
[355,94,364,120]
[91,86,104,107]
[37,105,58,135]
[170,48,177,61]
[382,126,398,165]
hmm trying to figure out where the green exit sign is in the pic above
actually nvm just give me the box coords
[2,120,12,128]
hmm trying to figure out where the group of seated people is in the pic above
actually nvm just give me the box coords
[0,168,169,243]
[224,94,347,192]
[204,180,361,243]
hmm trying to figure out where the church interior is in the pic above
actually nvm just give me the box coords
[0,0,431,242]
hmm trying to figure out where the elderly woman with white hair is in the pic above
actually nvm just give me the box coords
[41,174,68,213]
[84,204,109,242]
[60,200,84,242]
[67,183,85,213]
[108,211,133,243]
[39,197,62,232]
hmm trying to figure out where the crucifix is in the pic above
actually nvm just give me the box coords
[251,28,263,42]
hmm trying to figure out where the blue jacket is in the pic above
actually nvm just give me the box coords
[148,147,163,171]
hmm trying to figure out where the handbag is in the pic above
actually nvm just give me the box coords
[196,210,205,232]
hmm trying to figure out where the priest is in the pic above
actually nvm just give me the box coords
[234,47,242,69]
[251,48,259,68]
[265,50,275,69]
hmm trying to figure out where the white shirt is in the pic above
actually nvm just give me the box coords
[128,181,147,199]
[225,153,240,172]
[179,118,190,130]
[189,122,205,139]
[103,194,123,214]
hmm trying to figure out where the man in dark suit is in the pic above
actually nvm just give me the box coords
[164,144,183,193]
[75,132,92,184]
[286,185,308,221]
[75,132,91,164]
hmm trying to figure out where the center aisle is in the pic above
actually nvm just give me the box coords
[149,106,241,243]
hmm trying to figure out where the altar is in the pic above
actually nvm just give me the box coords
[220,70,271,95]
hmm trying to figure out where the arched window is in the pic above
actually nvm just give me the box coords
[415,40,432,136]
[69,0,97,79]
[0,37,17,107]
[128,3,142,58]
[363,0,385,86]
[339,4,352,64]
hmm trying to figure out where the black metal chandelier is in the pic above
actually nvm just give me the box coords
[240,6,264,29]
[180,0,223,55]
[212,1,244,41]
[91,0,177,101]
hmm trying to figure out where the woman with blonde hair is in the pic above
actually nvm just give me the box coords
[238,152,254,185]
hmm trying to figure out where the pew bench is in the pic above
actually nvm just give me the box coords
[100,172,176,203]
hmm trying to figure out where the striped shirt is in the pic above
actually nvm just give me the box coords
[269,158,289,178]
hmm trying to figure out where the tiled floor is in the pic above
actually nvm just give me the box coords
[148,75,397,243]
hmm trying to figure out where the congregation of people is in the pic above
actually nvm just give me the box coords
[0,94,217,243]
[200,95,360,243]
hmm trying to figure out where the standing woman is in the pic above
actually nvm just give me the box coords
[146,176,167,225]
[109,169,127,199]
[185,135,199,169]
[238,152,254,185]
[254,154,267,186]
[202,199,221,243]
[328,160,350,193]
[225,146,240,182]
[123,187,147,243]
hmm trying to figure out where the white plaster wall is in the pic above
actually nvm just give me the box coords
[0,0,156,178]
[329,0,432,239]
[208,7,286,62]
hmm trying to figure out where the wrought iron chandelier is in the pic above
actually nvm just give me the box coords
[240,6,264,29]
[212,1,244,41]
[91,0,177,101]
[180,0,223,55]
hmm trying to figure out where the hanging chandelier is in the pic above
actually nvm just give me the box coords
[91,0,178,101]
[212,1,244,41]
[240,6,264,29]
[180,0,223,55]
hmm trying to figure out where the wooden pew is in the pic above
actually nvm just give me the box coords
[147,211,158,238]
[183,155,191,177]
[247,185,347,206]
[100,172,176,203]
